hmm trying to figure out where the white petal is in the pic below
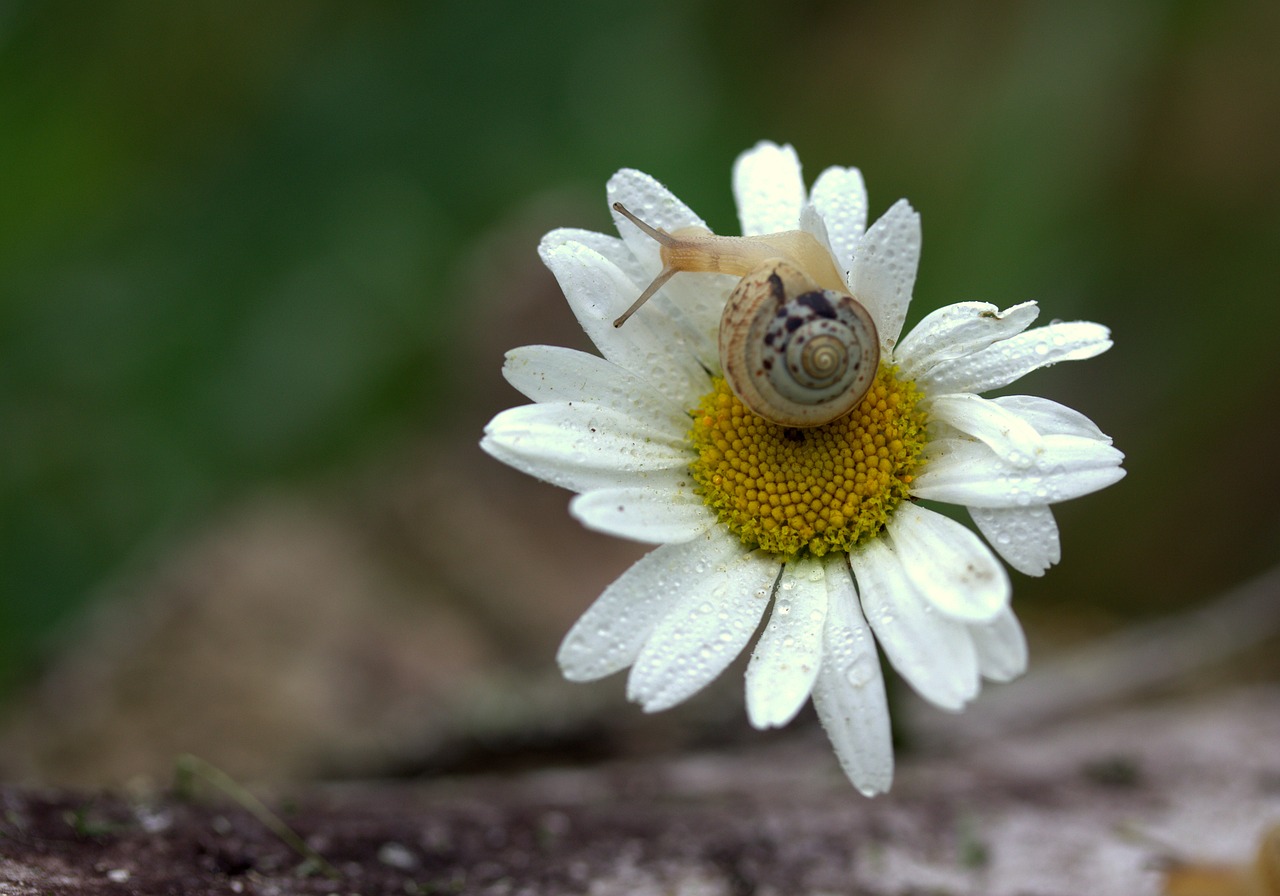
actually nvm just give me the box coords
[557,532,743,681]
[570,477,716,544]
[549,226,723,372]
[913,435,1126,508]
[744,556,829,729]
[502,345,689,431]
[991,395,1111,442]
[481,402,688,493]
[969,607,1028,682]
[627,549,779,712]
[969,504,1061,577]
[539,239,711,400]
[606,167,706,271]
[798,201,837,265]
[887,503,1010,622]
[809,166,868,281]
[543,226,649,292]
[927,393,1045,469]
[919,321,1112,395]
[810,556,894,796]
[852,539,980,711]
[732,141,805,236]
[597,172,726,368]
[848,199,920,352]
[895,301,1039,379]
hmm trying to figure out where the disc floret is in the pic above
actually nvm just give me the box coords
[688,365,928,557]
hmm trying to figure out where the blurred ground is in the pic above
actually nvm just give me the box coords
[1,684,1277,895]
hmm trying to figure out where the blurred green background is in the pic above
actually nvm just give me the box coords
[2,0,1278,703]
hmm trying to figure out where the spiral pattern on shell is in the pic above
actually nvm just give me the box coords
[720,262,880,427]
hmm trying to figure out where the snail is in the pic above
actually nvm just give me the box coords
[611,202,879,428]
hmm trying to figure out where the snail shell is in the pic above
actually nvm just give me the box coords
[719,261,879,427]
[611,202,880,427]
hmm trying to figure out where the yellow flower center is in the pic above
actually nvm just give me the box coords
[688,366,928,557]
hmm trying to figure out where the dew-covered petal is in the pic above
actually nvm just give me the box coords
[848,199,920,353]
[569,183,727,370]
[570,476,716,545]
[557,532,743,682]
[926,393,1046,469]
[627,549,780,712]
[539,239,711,400]
[811,556,893,796]
[606,167,706,272]
[544,226,648,291]
[798,201,838,266]
[969,504,1061,577]
[919,321,1112,395]
[643,271,734,373]
[969,606,1028,682]
[912,435,1126,508]
[888,503,1009,622]
[481,401,689,493]
[733,141,805,236]
[991,395,1111,442]
[502,345,689,431]
[546,227,722,370]
[745,556,829,729]
[808,166,868,281]
[894,301,1040,378]
[853,538,980,711]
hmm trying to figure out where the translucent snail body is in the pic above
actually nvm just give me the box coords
[613,202,879,428]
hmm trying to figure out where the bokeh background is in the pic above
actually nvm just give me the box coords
[2,0,1277,784]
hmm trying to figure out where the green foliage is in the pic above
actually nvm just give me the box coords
[1,0,1277,694]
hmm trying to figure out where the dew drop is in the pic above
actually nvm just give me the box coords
[845,654,875,688]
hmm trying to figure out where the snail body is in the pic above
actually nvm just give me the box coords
[612,203,879,428]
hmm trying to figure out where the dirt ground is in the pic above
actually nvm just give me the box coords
[2,684,1278,896]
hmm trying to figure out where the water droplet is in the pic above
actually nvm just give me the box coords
[845,654,875,688]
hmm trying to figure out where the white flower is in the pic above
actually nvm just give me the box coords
[481,141,1125,795]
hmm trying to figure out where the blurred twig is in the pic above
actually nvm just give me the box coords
[174,754,341,880]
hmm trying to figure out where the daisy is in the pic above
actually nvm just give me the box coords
[481,141,1124,795]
